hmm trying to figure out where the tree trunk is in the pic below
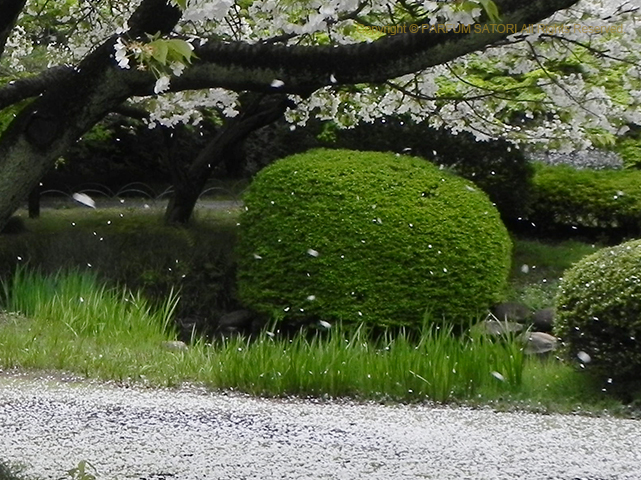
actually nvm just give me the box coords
[163,94,290,225]
[164,177,207,225]
[0,0,181,231]
[28,184,39,218]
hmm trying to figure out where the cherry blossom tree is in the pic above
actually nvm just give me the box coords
[0,0,639,229]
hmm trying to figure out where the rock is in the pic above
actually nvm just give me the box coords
[475,314,524,336]
[161,341,188,352]
[522,332,557,355]
[532,308,555,332]
[491,302,531,323]
[218,310,255,333]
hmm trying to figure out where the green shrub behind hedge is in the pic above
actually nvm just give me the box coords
[528,163,641,233]
[555,239,641,380]
[236,148,512,329]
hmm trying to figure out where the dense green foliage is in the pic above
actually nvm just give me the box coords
[615,136,641,169]
[528,163,641,234]
[236,148,512,328]
[321,118,534,222]
[555,239,641,381]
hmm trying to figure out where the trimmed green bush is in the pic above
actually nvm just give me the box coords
[236,148,512,329]
[528,163,641,233]
[323,118,534,222]
[555,239,641,380]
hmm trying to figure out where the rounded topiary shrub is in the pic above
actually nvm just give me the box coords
[236,149,512,329]
[555,240,641,380]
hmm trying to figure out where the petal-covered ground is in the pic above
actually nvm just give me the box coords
[1,372,640,480]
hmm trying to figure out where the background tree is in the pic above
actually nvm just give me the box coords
[1,0,639,230]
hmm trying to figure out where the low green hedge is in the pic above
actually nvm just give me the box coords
[236,148,512,329]
[0,211,239,328]
[528,163,641,233]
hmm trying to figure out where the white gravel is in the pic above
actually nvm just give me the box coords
[1,373,640,480]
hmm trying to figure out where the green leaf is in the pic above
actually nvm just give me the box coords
[166,39,197,63]
[478,0,501,22]
[149,40,169,65]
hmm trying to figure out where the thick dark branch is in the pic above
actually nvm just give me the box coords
[0,66,73,110]
[111,103,150,120]
[123,0,580,96]
[188,94,290,178]
[0,0,27,57]
[126,0,182,37]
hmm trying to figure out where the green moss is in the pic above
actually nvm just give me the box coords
[236,149,512,328]
[555,239,641,380]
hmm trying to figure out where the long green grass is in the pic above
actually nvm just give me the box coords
[0,268,529,403]
[0,267,626,415]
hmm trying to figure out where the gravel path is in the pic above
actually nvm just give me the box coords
[1,373,640,480]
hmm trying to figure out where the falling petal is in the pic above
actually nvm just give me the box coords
[253,253,263,260]
[491,371,505,381]
[271,79,285,88]
[521,264,530,274]
[330,74,337,83]
[72,192,95,208]
[465,186,475,192]
[319,320,332,329]
[577,351,591,363]
[307,248,320,257]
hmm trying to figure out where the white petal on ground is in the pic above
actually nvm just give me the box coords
[72,192,96,208]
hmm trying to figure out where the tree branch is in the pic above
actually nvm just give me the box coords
[122,0,581,96]
[0,0,27,57]
[0,66,73,110]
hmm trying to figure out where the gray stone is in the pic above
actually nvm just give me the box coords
[522,332,557,355]
[477,316,525,336]
[491,302,532,323]
[532,308,555,332]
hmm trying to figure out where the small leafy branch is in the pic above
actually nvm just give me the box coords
[114,32,197,93]
[63,460,98,480]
